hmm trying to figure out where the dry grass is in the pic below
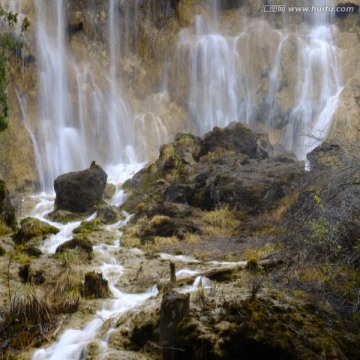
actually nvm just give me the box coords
[153,236,179,246]
[53,268,83,295]
[13,250,31,264]
[150,215,171,226]
[121,236,141,248]
[202,205,240,235]
[184,233,202,244]
[270,191,300,221]
[55,249,85,267]
[54,292,81,314]
[9,284,51,326]
[202,225,226,237]
[241,242,279,260]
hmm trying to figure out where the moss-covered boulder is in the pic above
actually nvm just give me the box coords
[72,218,103,234]
[55,237,93,258]
[121,122,305,215]
[12,217,59,244]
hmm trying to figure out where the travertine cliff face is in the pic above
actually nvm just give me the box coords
[329,5,360,143]
[0,0,359,191]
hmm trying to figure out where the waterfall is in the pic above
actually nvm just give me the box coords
[12,0,342,189]
[34,0,137,191]
[177,0,342,160]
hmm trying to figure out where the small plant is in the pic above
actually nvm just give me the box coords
[247,274,264,300]
[246,257,259,272]
[54,268,83,295]
[55,249,80,267]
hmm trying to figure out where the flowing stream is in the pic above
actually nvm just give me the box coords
[27,170,212,359]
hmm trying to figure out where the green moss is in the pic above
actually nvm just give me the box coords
[12,218,59,244]
[72,218,102,234]
[160,144,176,161]
[176,133,197,145]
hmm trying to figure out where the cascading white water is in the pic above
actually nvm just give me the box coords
[283,0,343,158]
[35,0,80,189]
[14,0,342,193]
[177,0,342,160]
[34,0,138,191]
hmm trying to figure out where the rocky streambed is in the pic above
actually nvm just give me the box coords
[1,122,360,359]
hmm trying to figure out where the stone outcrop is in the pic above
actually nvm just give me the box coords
[122,122,305,215]
[54,162,107,213]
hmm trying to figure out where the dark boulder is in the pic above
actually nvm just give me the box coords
[96,204,125,224]
[54,162,107,213]
[196,122,269,161]
[138,214,201,242]
[307,142,348,171]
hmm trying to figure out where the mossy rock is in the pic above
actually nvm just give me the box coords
[72,218,103,234]
[55,237,93,258]
[12,217,59,244]
[15,244,42,258]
